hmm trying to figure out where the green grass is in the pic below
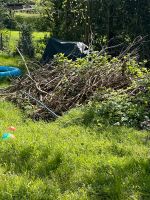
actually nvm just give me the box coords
[1,30,50,52]
[15,12,40,18]
[0,81,10,88]
[0,101,150,199]
[0,53,21,67]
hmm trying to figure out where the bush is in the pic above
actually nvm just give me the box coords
[34,34,49,59]
[81,72,150,129]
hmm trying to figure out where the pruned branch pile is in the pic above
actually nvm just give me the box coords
[4,58,131,119]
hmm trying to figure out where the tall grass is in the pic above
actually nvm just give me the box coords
[0,101,150,199]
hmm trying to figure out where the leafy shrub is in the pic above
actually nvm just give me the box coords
[86,91,146,128]
[34,34,49,59]
[81,71,150,129]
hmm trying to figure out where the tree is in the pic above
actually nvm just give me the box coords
[18,23,35,57]
[0,4,8,28]
[14,0,150,58]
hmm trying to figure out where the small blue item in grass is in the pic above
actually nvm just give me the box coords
[2,133,15,140]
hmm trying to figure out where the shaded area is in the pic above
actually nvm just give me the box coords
[41,37,89,64]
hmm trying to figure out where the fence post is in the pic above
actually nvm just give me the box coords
[0,33,3,50]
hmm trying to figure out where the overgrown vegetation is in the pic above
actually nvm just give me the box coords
[1,1,150,199]
[4,53,130,118]
[4,51,150,131]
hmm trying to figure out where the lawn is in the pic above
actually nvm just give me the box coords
[0,30,50,52]
[0,100,150,199]
[15,12,40,18]
[0,53,21,67]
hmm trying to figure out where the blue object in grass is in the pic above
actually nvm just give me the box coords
[0,66,22,77]
[2,133,15,140]
[2,133,11,139]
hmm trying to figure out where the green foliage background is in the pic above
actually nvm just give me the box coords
[1,0,150,58]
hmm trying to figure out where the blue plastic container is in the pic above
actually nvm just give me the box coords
[0,66,22,78]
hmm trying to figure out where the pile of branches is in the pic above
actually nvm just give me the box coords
[3,36,146,120]
[4,55,132,120]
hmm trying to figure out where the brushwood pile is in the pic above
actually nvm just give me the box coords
[4,53,133,120]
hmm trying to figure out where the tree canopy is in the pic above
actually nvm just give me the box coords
[1,0,150,58]
[41,0,150,59]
